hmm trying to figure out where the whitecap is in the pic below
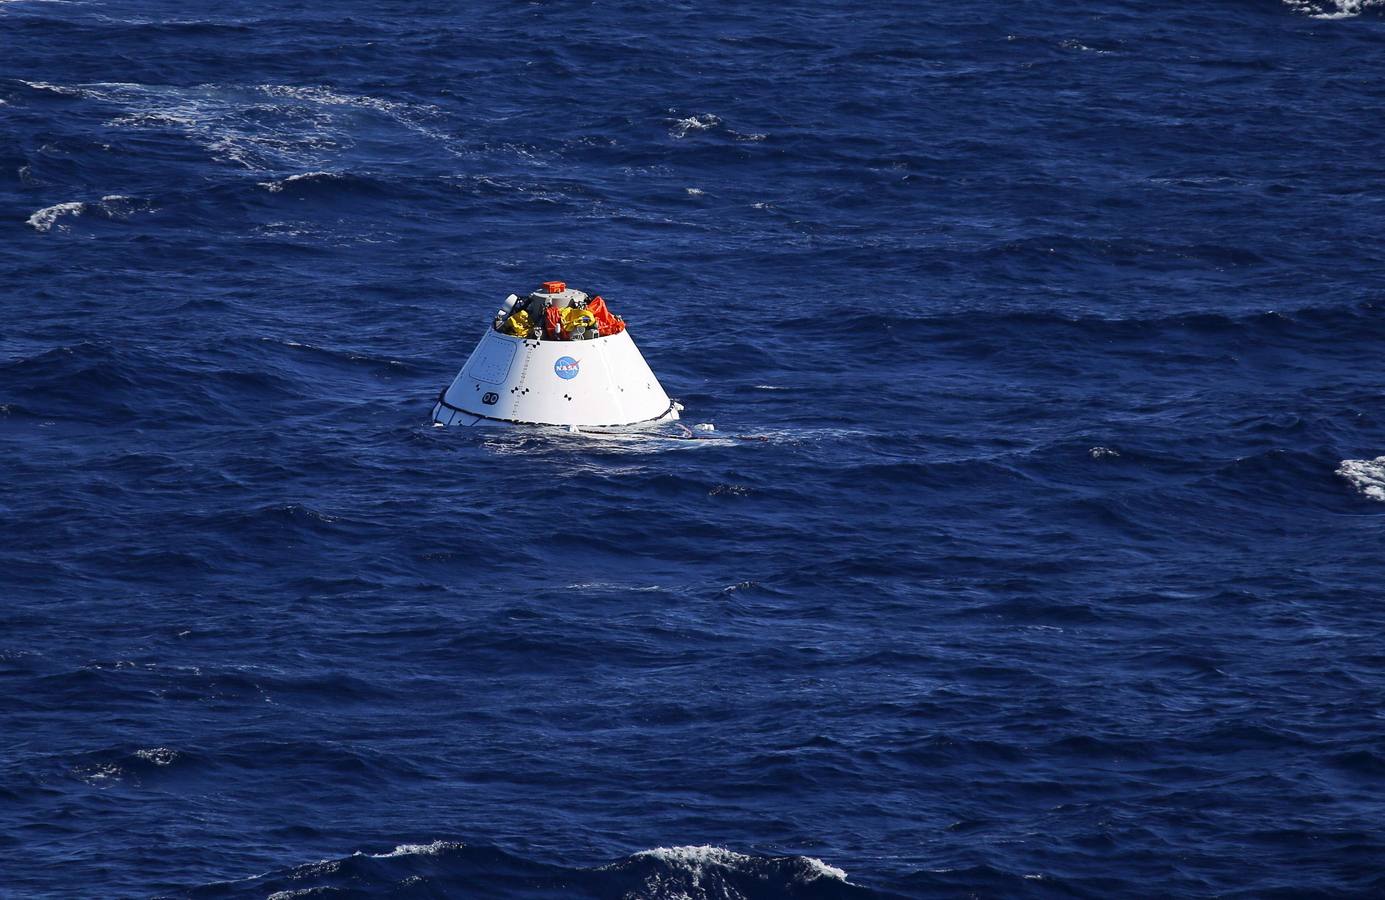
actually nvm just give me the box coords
[26,201,84,232]
[51,80,444,173]
[26,195,151,232]
[287,859,340,878]
[1283,0,1382,17]
[258,170,337,193]
[134,747,178,765]
[669,112,721,138]
[370,840,462,858]
[1089,446,1120,459]
[20,80,85,96]
[105,111,197,129]
[258,84,405,115]
[627,845,849,882]
[1337,456,1385,501]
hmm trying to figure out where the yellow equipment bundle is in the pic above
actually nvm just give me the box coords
[500,309,535,337]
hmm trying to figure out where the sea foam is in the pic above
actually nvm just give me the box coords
[1284,0,1382,17]
[258,171,338,193]
[369,840,463,858]
[26,196,149,232]
[627,845,849,882]
[26,201,85,232]
[1336,456,1385,501]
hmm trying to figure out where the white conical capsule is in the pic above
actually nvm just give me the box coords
[431,283,681,429]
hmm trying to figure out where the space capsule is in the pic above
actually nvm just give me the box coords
[431,281,681,430]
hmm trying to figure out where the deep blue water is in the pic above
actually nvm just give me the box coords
[4,0,1385,896]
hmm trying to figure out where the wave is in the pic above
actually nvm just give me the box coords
[607,846,852,899]
[1283,0,1383,17]
[669,112,721,137]
[254,170,397,198]
[622,845,848,882]
[666,109,766,142]
[25,195,150,232]
[64,746,190,787]
[257,170,341,193]
[1336,456,1385,501]
[17,79,446,173]
[181,842,871,899]
[257,84,414,117]
[25,200,83,232]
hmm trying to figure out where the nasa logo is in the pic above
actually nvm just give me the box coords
[554,356,580,380]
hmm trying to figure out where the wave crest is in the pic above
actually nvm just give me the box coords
[26,195,150,232]
[257,171,339,193]
[185,841,865,898]
[1337,456,1385,501]
[26,200,84,232]
[620,845,850,887]
[1284,0,1383,17]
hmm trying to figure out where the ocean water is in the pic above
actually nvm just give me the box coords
[4,0,1385,896]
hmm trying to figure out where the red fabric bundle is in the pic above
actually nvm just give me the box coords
[587,296,625,336]
[544,306,565,340]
